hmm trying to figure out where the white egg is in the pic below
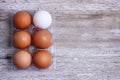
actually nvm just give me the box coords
[33,11,52,29]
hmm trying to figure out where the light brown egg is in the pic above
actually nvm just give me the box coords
[13,11,31,29]
[32,29,52,49]
[33,50,52,69]
[13,50,32,69]
[13,30,31,49]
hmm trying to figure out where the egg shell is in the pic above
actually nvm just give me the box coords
[13,50,32,69]
[13,30,31,49]
[33,50,52,69]
[32,29,52,49]
[13,11,31,29]
[33,11,52,29]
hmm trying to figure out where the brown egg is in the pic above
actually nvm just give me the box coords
[33,50,52,69]
[13,50,32,69]
[13,30,31,49]
[13,11,31,29]
[32,29,52,49]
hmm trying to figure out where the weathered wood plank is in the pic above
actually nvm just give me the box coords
[0,0,119,5]
[0,2,120,11]
[55,11,120,49]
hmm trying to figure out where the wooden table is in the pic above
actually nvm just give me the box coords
[0,0,120,80]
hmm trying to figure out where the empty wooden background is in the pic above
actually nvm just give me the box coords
[0,0,120,80]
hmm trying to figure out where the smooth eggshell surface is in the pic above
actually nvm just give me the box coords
[33,11,52,29]
[13,30,31,49]
[32,29,52,49]
[13,50,32,69]
[33,50,52,69]
[13,11,31,29]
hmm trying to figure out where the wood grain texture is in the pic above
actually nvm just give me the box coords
[0,0,120,80]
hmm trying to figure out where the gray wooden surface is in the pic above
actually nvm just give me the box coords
[0,0,120,80]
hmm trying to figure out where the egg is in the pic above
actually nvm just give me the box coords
[33,50,52,69]
[13,11,31,29]
[13,30,31,49]
[13,50,32,69]
[32,29,52,49]
[33,11,52,29]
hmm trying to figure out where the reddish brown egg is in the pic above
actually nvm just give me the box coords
[32,29,52,49]
[33,50,52,69]
[13,11,31,29]
[13,50,32,69]
[13,30,31,49]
